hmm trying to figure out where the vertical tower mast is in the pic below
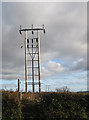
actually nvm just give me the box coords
[32,38,34,93]
[25,31,28,93]
[19,25,45,93]
[37,31,41,93]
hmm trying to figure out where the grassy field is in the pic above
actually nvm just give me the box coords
[2,91,89,120]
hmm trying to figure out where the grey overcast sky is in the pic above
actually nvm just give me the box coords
[2,2,87,91]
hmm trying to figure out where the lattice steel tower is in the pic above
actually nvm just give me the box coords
[19,25,45,93]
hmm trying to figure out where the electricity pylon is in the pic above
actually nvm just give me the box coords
[19,24,45,93]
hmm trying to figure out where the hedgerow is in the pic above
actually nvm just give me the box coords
[2,91,89,120]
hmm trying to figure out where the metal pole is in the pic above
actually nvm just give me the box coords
[25,31,28,93]
[37,31,41,93]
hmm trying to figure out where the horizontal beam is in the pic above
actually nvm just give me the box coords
[27,47,38,48]
[27,53,38,54]
[19,28,45,32]
[27,67,39,68]
[28,75,39,76]
[28,82,39,85]
[27,60,38,61]
[27,82,43,85]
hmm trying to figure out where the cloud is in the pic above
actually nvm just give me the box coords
[41,61,65,78]
[70,58,87,71]
[41,57,87,78]
[2,2,87,81]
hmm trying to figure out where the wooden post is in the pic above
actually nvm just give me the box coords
[25,31,28,93]
[18,79,22,100]
[38,31,41,93]
[19,92,22,101]
[18,79,20,92]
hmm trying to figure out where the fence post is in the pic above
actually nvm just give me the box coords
[18,79,22,100]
